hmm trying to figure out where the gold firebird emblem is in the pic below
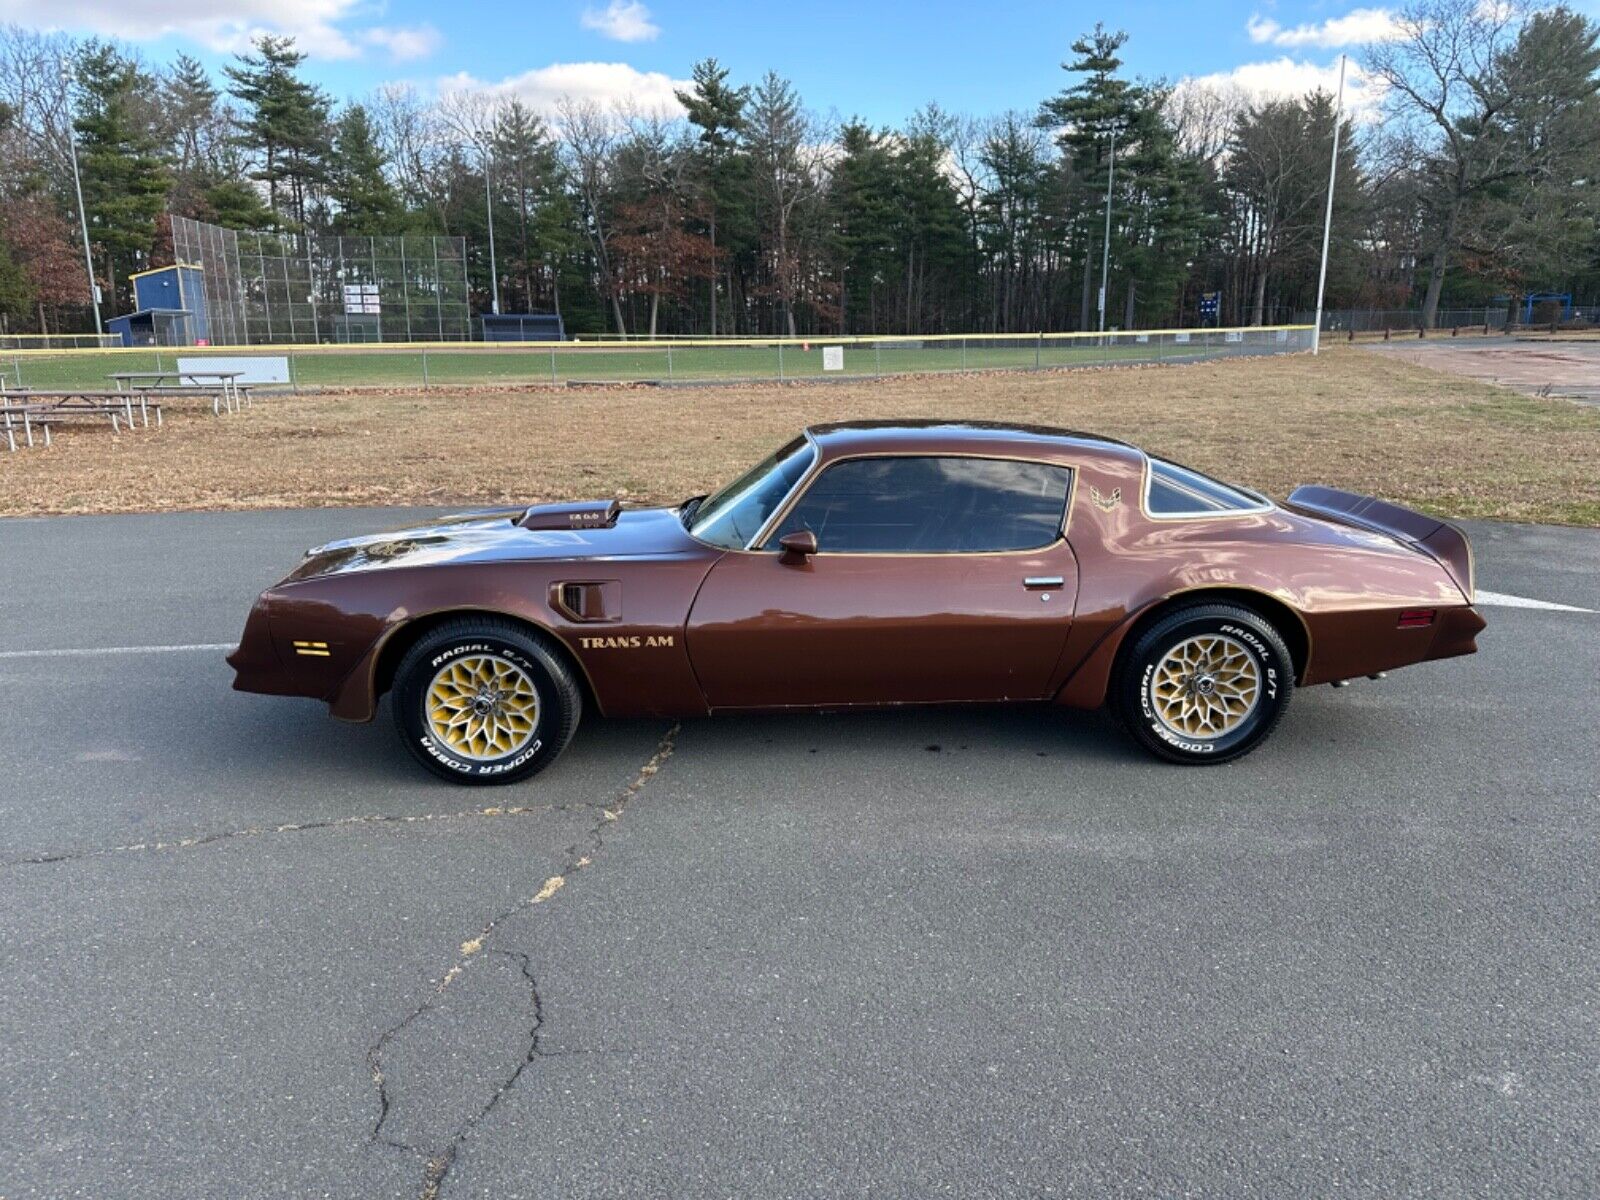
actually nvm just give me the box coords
[1090,485,1121,511]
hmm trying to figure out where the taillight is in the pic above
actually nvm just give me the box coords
[1398,609,1436,629]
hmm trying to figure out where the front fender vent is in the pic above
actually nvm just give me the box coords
[552,581,620,622]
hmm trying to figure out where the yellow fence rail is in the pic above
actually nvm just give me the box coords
[1,326,1315,391]
[2,325,1313,358]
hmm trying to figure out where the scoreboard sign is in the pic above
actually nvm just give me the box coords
[343,284,380,315]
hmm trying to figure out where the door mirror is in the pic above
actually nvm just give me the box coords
[777,529,817,564]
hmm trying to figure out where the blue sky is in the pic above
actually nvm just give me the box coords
[8,0,1593,119]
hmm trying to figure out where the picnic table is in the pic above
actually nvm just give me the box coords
[108,370,249,415]
[0,404,54,451]
[0,389,159,433]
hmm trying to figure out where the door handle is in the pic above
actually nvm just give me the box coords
[1023,576,1064,589]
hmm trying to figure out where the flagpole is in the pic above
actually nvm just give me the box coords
[1098,126,1116,334]
[1312,54,1347,355]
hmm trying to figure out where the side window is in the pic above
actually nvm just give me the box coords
[1145,458,1270,515]
[769,456,1071,553]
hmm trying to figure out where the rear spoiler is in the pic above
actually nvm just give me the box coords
[1285,486,1475,602]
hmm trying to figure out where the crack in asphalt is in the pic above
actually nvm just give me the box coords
[0,802,580,871]
[367,722,680,1200]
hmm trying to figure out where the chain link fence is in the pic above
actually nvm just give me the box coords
[6,326,1314,392]
[171,217,473,345]
[1299,308,1512,333]
[0,333,121,351]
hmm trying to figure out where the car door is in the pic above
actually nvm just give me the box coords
[685,454,1079,708]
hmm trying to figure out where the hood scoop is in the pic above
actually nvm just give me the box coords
[518,499,623,532]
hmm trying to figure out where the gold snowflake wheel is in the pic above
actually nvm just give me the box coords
[424,654,541,760]
[1148,634,1261,740]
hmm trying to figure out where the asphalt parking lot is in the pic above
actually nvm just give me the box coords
[2,508,1597,1199]
[1368,336,1600,405]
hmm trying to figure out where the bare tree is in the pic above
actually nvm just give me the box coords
[369,82,447,216]
[1366,0,1526,326]
[556,96,627,334]
[1165,79,1243,168]
[0,24,76,187]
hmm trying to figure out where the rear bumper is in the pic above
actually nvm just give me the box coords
[1424,604,1487,664]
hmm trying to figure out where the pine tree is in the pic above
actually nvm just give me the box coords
[1473,7,1600,305]
[830,121,897,331]
[676,59,749,332]
[1039,25,1136,329]
[71,41,170,314]
[329,105,403,234]
[491,100,564,313]
[163,53,217,176]
[1038,25,1205,327]
[225,36,332,230]
[201,179,277,230]
[0,234,33,326]
[977,113,1054,330]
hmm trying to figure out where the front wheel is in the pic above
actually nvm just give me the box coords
[1113,603,1293,765]
[391,618,581,785]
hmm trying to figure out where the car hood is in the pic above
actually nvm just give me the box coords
[284,502,706,581]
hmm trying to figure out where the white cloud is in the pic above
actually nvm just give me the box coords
[580,0,660,43]
[1247,7,1405,48]
[438,62,688,118]
[362,25,442,62]
[0,0,441,62]
[1176,56,1385,119]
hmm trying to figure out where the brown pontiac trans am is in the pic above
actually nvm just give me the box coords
[229,421,1484,782]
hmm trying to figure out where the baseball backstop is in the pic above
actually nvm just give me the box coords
[170,217,472,345]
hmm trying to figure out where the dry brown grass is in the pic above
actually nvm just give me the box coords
[3,346,1597,525]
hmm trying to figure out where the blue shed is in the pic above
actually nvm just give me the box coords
[113,264,211,346]
[107,309,194,347]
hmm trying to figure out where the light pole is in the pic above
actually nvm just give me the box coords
[482,146,500,316]
[60,61,102,338]
[1098,125,1116,334]
[1312,55,1348,355]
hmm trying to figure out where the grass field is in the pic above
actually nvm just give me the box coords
[2,347,1596,525]
[5,334,1295,391]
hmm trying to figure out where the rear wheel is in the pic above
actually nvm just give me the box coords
[391,618,581,785]
[1114,603,1292,765]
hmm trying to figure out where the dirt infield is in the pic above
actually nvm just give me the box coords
[1,346,1596,525]
[1369,338,1600,406]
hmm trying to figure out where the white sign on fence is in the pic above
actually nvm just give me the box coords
[1175,332,1191,344]
[342,284,380,315]
[822,346,844,371]
[178,355,291,385]
[1225,331,1243,343]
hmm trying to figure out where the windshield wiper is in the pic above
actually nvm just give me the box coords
[679,495,705,528]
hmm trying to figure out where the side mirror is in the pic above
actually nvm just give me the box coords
[777,530,817,564]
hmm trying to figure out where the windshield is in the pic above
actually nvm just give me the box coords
[687,436,815,549]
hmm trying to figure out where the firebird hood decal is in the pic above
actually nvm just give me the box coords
[286,503,701,580]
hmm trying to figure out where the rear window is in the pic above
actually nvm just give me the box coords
[1145,458,1270,516]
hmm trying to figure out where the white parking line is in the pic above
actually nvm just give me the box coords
[1475,590,1594,613]
[0,643,233,661]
